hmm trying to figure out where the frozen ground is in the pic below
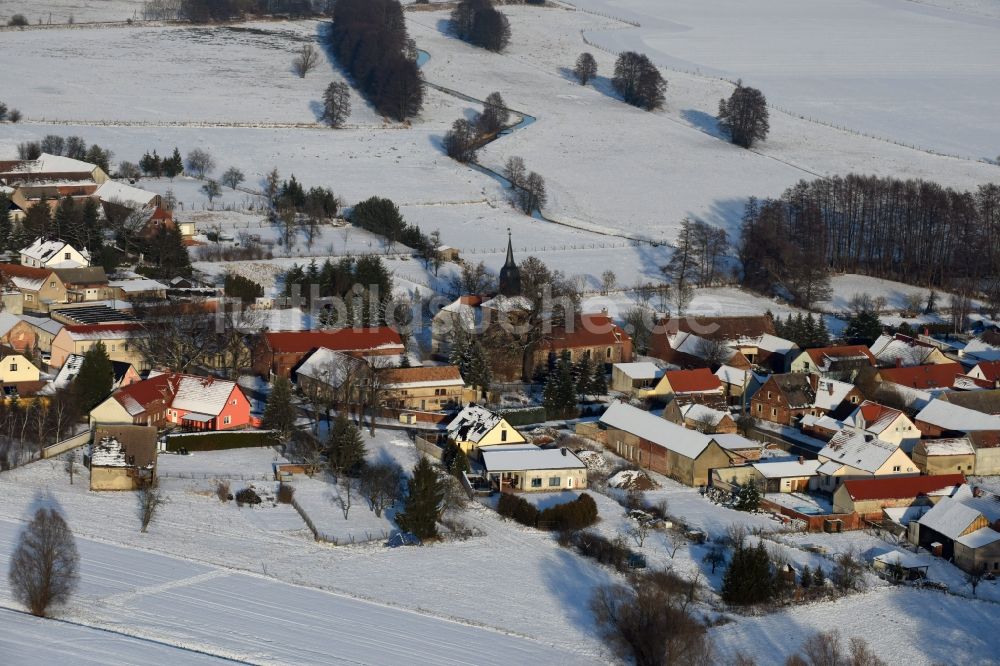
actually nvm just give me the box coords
[570,0,1000,160]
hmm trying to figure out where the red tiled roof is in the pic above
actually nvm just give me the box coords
[663,368,722,393]
[974,361,1000,383]
[0,263,54,279]
[805,345,876,365]
[381,365,463,384]
[548,314,629,348]
[859,401,901,426]
[265,327,403,354]
[843,474,966,501]
[65,322,144,334]
[877,362,963,389]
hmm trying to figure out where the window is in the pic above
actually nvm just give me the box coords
[851,396,859,404]
[756,404,762,413]
[25,294,32,302]
[531,478,542,488]
[111,345,116,352]
[9,363,15,372]
[224,415,232,425]
[606,347,612,358]
[501,429,507,442]
[771,408,776,417]
[767,391,772,399]
[548,477,561,487]
[892,465,901,472]
[64,252,71,260]
[49,281,55,288]
[231,399,237,405]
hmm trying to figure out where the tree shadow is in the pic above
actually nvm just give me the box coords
[309,100,326,123]
[435,18,458,39]
[540,545,617,637]
[681,109,724,139]
[556,66,583,86]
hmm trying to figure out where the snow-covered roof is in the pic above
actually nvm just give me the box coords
[883,505,930,526]
[20,315,64,336]
[20,238,84,264]
[819,429,900,474]
[817,460,844,475]
[714,364,763,387]
[680,402,729,426]
[479,294,532,313]
[10,153,98,175]
[961,338,1000,363]
[481,446,586,472]
[918,485,1000,541]
[870,334,939,366]
[599,401,713,459]
[956,527,1000,549]
[89,436,154,469]
[108,278,168,293]
[915,399,1000,433]
[873,550,932,569]
[751,458,821,478]
[737,333,797,356]
[0,312,21,337]
[10,275,44,291]
[919,438,975,457]
[614,362,663,380]
[843,401,904,435]
[801,414,843,432]
[169,374,239,415]
[813,378,856,411]
[95,180,158,209]
[447,404,510,443]
[713,433,759,451]
[51,353,85,390]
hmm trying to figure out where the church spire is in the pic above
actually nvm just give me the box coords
[498,228,521,297]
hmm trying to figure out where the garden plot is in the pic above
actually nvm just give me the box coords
[571,0,1000,160]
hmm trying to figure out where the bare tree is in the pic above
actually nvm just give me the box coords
[574,52,598,85]
[503,156,526,190]
[201,179,221,204]
[220,166,245,190]
[626,521,649,548]
[186,148,216,178]
[601,270,617,295]
[360,462,403,517]
[8,508,79,617]
[292,43,320,78]
[322,81,352,127]
[338,476,353,519]
[516,171,547,214]
[786,630,886,666]
[138,480,165,533]
[696,337,729,368]
[64,451,76,485]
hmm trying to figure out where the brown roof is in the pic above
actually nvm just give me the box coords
[381,365,463,385]
[843,473,965,501]
[547,314,629,348]
[941,389,1000,415]
[264,327,403,354]
[973,361,1000,383]
[657,315,775,341]
[54,266,108,286]
[92,424,157,468]
[804,345,876,366]
[768,373,816,409]
[663,368,722,393]
[877,363,963,390]
[0,263,54,280]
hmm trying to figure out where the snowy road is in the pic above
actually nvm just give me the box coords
[0,519,601,665]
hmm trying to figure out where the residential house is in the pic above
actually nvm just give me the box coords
[841,400,921,453]
[832,473,966,519]
[90,372,252,430]
[446,404,526,454]
[108,278,169,301]
[870,333,952,367]
[680,403,737,434]
[650,315,776,362]
[910,485,1000,574]
[95,181,175,238]
[0,153,109,186]
[49,303,135,326]
[54,267,113,302]
[713,457,820,494]
[730,333,798,373]
[0,263,67,312]
[529,313,633,377]
[939,389,1000,415]
[970,432,1000,475]
[913,399,1000,438]
[380,365,467,413]
[912,438,977,476]
[253,327,405,379]
[598,401,731,487]
[815,428,919,493]
[481,445,587,492]
[49,354,141,394]
[715,364,764,406]
[0,312,36,353]
[20,315,64,353]
[610,362,665,398]
[50,322,147,369]
[650,329,751,370]
[789,345,876,376]
[87,425,158,491]
[751,374,862,426]
[712,433,764,464]
[294,348,367,404]
[0,348,40,383]
[20,238,90,269]
[656,368,726,408]
[876,362,964,391]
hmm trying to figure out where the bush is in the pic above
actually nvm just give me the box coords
[277,483,295,504]
[235,487,262,507]
[216,480,231,502]
[538,493,599,531]
[497,492,539,527]
[574,531,635,572]
[8,14,28,26]
[498,406,546,426]
[165,431,276,452]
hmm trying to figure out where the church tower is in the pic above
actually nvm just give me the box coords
[498,228,521,297]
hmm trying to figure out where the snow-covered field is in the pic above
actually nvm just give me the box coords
[0,0,143,23]
[570,0,1000,160]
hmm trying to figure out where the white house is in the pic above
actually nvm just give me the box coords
[19,238,90,269]
[816,428,919,492]
[841,400,922,453]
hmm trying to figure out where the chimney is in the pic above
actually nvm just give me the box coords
[798,456,804,465]
[561,448,567,456]
[923,327,929,336]
[895,358,902,368]
[827,382,834,395]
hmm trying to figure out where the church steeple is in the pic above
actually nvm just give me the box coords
[498,228,521,297]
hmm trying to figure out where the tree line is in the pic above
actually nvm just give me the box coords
[327,0,423,121]
[16,134,114,173]
[450,0,510,53]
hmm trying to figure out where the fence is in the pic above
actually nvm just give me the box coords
[158,471,273,481]
[415,434,445,461]
[42,430,91,459]
[759,498,862,533]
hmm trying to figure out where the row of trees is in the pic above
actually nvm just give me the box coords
[662,217,730,313]
[327,0,423,121]
[282,256,395,327]
[16,135,113,173]
[138,148,185,178]
[0,101,23,123]
[542,350,607,418]
[443,91,511,162]
[177,0,325,22]
[502,156,547,214]
[772,311,831,349]
[451,0,510,53]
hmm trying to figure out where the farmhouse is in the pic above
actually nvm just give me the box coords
[529,312,633,376]
[54,266,113,302]
[50,322,147,369]
[715,364,764,405]
[910,485,1000,574]
[90,372,251,430]
[870,333,952,367]
[253,327,404,379]
[912,438,977,475]
[20,237,90,269]
[713,457,820,494]
[0,263,67,312]
[21,314,64,352]
[0,348,40,383]
[914,399,1000,437]
[598,401,730,487]
[832,473,966,518]
[0,153,109,186]
[841,400,921,452]
[876,362,963,390]
[87,425,157,491]
[610,362,665,398]
[655,368,725,407]
[380,365,468,413]
[815,428,918,492]
[481,445,587,492]
[751,373,860,426]
[446,404,526,454]
[680,403,736,434]
[789,344,876,376]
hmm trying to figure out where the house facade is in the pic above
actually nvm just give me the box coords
[253,327,405,379]
[815,428,919,493]
[529,313,633,377]
[446,404,526,454]
[481,446,588,492]
[50,322,147,369]
[20,238,90,269]
[0,263,68,313]
[832,473,965,518]
[911,438,977,475]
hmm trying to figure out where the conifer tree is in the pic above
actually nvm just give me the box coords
[575,356,593,400]
[326,413,367,478]
[722,539,776,605]
[0,193,11,251]
[396,457,444,539]
[261,376,296,442]
[734,478,761,512]
[800,564,813,588]
[591,361,608,396]
[73,341,113,412]
[813,566,826,588]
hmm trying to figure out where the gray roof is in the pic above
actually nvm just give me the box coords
[482,447,586,472]
[600,401,713,459]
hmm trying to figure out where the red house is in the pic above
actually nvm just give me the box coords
[253,327,405,379]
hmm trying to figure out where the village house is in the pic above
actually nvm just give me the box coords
[0,153,109,187]
[0,263,68,312]
[680,403,737,434]
[815,428,919,493]
[294,348,367,403]
[87,425,158,491]
[20,237,90,269]
[832,473,966,520]
[912,438,977,475]
[49,303,135,327]
[253,327,405,379]
[54,266,113,302]
[714,364,765,406]
[0,312,36,353]
[481,445,588,492]
[913,399,1000,438]
[50,322,147,369]
[0,347,40,384]
[909,485,1000,574]
[939,389,1000,415]
[655,368,726,408]
[90,371,252,431]
[446,404,527,454]
[20,314,64,353]
[789,344,876,377]
[870,333,953,367]
[713,457,820,494]
[610,362,666,398]
[712,433,764,464]
[875,362,963,391]
[649,314,776,365]
[598,401,731,487]
[48,353,142,395]
[108,278,169,301]
[529,312,633,377]
[380,365,468,414]
[840,400,921,453]
[649,329,751,370]
[751,373,863,426]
